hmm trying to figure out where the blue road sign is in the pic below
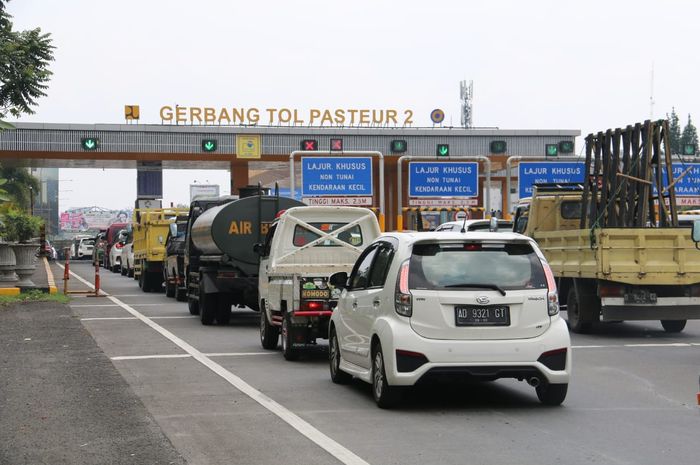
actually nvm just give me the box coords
[409,162,479,197]
[301,157,373,196]
[518,162,585,198]
[654,163,700,197]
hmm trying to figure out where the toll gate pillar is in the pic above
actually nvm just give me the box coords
[230,160,249,196]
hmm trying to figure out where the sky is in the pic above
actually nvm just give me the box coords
[8,0,700,210]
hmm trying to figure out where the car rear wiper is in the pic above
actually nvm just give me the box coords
[443,283,506,296]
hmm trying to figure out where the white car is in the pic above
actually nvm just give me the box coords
[436,219,513,232]
[328,231,571,408]
[77,238,94,260]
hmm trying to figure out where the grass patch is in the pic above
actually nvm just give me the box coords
[0,290,71,306]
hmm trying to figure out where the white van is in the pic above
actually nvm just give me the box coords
[256,206,381,360]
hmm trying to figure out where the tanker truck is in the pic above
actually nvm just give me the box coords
[185,191,304,325]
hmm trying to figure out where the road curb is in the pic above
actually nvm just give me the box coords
[43,256,58,294]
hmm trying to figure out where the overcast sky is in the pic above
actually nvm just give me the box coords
[9,0,700,210]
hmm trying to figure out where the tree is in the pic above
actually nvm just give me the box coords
[667,107,682,154]
[0,0,55,120]
[680,114,699,155]
[0,165,39,210]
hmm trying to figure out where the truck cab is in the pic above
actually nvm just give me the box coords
[257,206,381,360]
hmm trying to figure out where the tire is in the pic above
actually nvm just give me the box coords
[120,265,127,276]
[152,272,164,293]
[536,382,568,406]
[200,292,216,326]
[372,342,402,408]
[138,267,145,291]
[329,328,352,384]
[260,303,279,350]
[165,274,175,298]
[175,287,187,302]
[282,313,299,361]
[216,296,231,325]
[660,320,686,333]
[111,263,119,273]
[188,297,200,315]
[566,287,593,334]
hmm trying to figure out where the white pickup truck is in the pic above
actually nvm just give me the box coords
[256,206,381,360]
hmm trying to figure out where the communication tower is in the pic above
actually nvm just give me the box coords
[460,80,473,128]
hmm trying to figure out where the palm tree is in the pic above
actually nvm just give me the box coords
[0,166,39,210]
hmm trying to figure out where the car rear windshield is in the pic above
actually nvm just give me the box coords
[409,241,547,291]
[293,223,362,247]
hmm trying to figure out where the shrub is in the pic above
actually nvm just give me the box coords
[1,209,43,242]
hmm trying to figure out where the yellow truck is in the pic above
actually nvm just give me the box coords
[133,208,189,292]
[515,185,700,334]
[514,120,700,334]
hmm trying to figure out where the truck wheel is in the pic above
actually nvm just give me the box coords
[282,314,299,361]
[536,382,568,406]
[188,297,200,315]
[660,320,686,333]
[216,297,231,325]
[152,272,164,293]
[372,342,402,408]
[120,265,127,276]
[260,303,279,350]
[329,328,352,384]
[200,292,216,325]
[138,268,145,291]
[175,287,187,302]
[566,287,593,334]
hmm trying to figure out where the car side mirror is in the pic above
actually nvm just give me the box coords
[692,220,700,249]
[329,271,348,289]
[253,243,264,255]
[169,223,178,237]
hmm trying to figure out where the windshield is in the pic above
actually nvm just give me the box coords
[293,223,363,247]
[409,241,547,291]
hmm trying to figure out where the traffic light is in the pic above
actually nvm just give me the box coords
[330,138,343,151]
[201,139,217,152]
[81,137,99,151]
[545,144,558,157]
[490,140,507,154]
[683,144,696,156]
[559,140,574,153]
[437,144,450,157]
[391,139,407,153]
[301,139,318,151]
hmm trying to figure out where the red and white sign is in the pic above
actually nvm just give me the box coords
[453,210,469,221]
[675,197,700,206]
[302,196,373,206]
[408,198,479,207]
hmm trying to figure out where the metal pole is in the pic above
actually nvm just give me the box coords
[289,150,385,230]
[397,155,490,229]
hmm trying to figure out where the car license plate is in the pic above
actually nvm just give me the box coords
[301,289,330,299]
[624,289,657,304]
[455,305,510,326]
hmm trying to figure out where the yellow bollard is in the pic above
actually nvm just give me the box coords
[396,215,403,231]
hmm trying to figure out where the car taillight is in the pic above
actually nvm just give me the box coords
[300,300,329,312]
[541,260,559,316]
[394,259,412,317]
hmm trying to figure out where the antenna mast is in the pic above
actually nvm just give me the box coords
[460,80,473,128]
[649,62,655,120]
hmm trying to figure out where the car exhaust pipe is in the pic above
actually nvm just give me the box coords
[527,377,541,387]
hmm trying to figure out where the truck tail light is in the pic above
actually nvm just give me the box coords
[599,282,624,297]
[299,300,329,312]
[394,259,412,317]
[541,260,559,316]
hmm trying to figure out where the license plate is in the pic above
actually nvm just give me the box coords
[455,305,510,326]
[301,289,330,299]
[624,290,657,304]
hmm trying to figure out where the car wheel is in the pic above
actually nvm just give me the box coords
[660,320,686,333]
[536,382,568,406]
[260,302,279,350]
[175,287,187,302]
[566,287,593,334]
[188,297,200,315]
[329,328,352,384]
[200,292,216,326]
[282,314,299,361]
[372,342,402,408]
[216,296,231,325]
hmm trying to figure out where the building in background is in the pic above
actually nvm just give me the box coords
[30,167,59,237]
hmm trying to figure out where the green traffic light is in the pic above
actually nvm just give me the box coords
[437,144,449,156]
[546,144,558,156]
[391,140,407,153]
[683,144,696,156]
[81,137,98,150]
[202,139,217,152]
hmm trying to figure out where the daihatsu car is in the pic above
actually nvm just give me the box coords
[328,231,571,408]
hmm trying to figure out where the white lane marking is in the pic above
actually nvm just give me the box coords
[61,263,370,465]
[112,354,191,361]
[110,352,276,361]
[72,304,119,307]
[82,317,137,321]
[573,342,700,349]
[110,294,144,297]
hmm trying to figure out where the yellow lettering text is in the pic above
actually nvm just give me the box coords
[160,106,173,122]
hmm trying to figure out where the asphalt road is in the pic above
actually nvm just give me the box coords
[60,262,700,465]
